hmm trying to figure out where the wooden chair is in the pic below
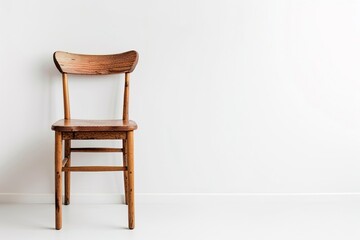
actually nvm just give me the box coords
[51,50,139,230]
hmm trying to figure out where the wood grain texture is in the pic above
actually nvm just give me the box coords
[53,51,138,75]
[62,131,126,140]
[55,132,63,230]
[127,131,135,229]
[52,119,137,132]
[62,166,127,172]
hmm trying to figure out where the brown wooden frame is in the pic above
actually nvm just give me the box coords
[52,50,138,230]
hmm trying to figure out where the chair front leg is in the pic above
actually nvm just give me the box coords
[127,131,135,229]
[55,131,63,230]
[64,139,71,205]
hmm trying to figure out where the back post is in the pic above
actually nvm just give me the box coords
[123,73,130,121]
[62,73,72,206]
[62,73,70,119]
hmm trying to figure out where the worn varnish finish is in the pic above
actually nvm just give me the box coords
[51,50,138,230]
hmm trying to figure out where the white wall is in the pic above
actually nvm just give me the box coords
[1,0,360,196]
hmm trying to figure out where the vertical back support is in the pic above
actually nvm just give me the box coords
[122,72,130,205]
[62,73,71,206]
[123,73,130,121]
[62,72,130,121]
[62,73,70,119]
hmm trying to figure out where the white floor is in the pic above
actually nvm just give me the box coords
[1,195,360,240]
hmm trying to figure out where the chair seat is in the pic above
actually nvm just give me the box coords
[51,119,137,132]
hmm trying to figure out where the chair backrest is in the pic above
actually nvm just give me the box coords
[53,50,139,120]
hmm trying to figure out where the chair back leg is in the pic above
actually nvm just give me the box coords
[122,139,129,205]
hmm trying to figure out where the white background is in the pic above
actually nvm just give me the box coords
[0,0,360,197]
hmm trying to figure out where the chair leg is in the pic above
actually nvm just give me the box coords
[127,131,135,229]
[122,139,129,205]
[64,140,71,205]
[55,131,63,230]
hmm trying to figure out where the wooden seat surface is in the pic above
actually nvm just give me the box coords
[51,119,137,132]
